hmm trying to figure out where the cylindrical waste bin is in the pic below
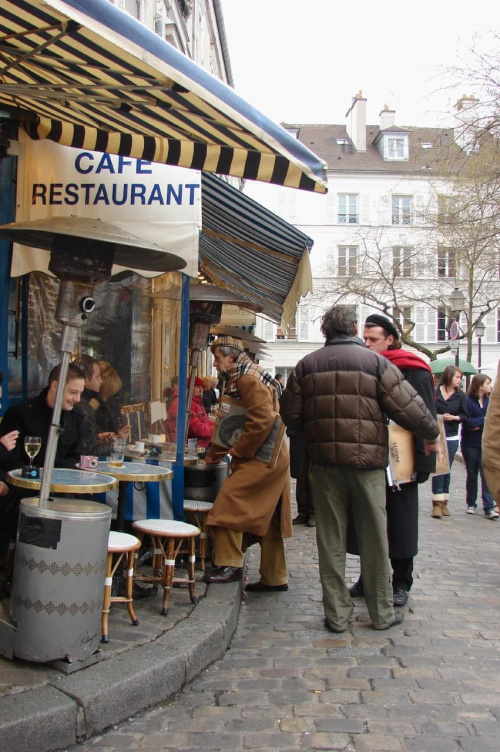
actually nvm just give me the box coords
[184,461,228,502]
[11,497,111,663]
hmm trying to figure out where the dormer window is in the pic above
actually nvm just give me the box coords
[385,135,408,160]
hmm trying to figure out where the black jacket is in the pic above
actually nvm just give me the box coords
[0,389,84,472]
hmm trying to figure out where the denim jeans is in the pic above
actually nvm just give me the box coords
[431,439,459,496]
[462,445,495,511]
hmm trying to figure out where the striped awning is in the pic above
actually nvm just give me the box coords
[200,173,313,326]
[0,0,328,193]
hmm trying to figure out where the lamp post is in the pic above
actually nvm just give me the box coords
[475,321,485,372]
[449,287,465,367]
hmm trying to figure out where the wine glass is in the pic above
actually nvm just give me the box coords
[24,435,41,470]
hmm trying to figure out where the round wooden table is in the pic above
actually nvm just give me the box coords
[7,467,118,493]
[92,461,174,531]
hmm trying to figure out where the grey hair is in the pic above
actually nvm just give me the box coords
[321,305,357,339]
[210,344,241,359]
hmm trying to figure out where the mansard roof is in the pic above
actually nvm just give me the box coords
[282,123,464,176]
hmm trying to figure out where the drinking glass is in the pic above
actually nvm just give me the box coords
[110,438,126,463]
[24,435,41,469]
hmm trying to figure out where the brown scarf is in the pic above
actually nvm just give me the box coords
[224,351,282,400]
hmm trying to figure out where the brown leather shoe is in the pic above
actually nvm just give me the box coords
[204,566,242,584]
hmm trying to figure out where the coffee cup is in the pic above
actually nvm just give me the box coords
[135,441,145,452]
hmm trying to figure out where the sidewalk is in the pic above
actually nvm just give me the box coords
[3,462,500,752]
[0,546,244,752]
[68,461,500,752]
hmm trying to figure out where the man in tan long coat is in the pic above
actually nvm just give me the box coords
[205,336,292,589]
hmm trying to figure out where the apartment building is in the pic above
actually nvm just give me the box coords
[245,93,500,381]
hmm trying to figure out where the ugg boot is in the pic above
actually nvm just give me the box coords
[441,499,451,517]
[432,494,444,518]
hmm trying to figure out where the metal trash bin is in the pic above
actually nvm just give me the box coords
[11,497,111,663]
[183,461,228,502]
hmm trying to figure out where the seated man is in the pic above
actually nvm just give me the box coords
[0,363,85,546]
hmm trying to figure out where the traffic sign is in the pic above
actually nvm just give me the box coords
[450,321,459,339]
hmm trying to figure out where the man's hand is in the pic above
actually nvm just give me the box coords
[117,425,130,440]
[0,481,9,497]
[0,430,19,452]
[97,432,115,444]
[424,438,440,456]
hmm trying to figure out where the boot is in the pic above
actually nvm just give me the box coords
[440,501,451,517]
[432,494,444,518]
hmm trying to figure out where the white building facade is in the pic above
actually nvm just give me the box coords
[245,93,500,382]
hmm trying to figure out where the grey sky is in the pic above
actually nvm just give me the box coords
[220,0,499,128]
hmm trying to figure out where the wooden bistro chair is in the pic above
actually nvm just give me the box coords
[102,531,141,643]
[132,519,200,616]
[183,500,214,571]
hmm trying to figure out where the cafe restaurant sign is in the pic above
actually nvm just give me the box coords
[12,131,201,278]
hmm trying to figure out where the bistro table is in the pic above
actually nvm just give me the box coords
[7,467,118,494]
[92,461,174,532]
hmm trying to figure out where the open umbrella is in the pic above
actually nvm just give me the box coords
[430,358,477,376]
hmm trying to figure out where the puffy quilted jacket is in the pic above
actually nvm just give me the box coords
[280,335,439,470]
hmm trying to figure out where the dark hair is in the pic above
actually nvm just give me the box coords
[72,354,99,381]
[321,306,357,340]
[48,363,85,386]
[441,365,463,389]
[467,373,491,399]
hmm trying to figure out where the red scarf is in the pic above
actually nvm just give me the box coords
[382,349,432,374]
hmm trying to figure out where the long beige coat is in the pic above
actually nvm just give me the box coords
[483,360,500,503]
[206,375,292,538]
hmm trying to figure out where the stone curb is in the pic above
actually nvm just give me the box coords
[0,578,243,752]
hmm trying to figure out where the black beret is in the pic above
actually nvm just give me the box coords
[364,314,399,339]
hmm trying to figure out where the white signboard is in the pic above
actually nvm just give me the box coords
[13,132,201,278]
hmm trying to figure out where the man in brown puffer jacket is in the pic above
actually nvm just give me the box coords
[280,306,439,633]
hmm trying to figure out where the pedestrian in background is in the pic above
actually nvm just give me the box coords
[461,373,498,518]
[281,306,439,633]
[431,365,468,518]
[483,361,500,503]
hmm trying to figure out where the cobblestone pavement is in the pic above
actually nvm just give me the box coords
[67,462,500,752]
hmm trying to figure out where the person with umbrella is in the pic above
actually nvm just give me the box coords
[431,366,468,518]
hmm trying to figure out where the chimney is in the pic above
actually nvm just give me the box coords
[454,94,480,153]
[379,104,395,131]
[345,90,367,152]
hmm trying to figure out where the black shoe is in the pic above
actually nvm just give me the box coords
[349,579,364,599]
[293,513,309,525]
[324,618,347,633]
[393,588,408,607]
[204,566,242,584]
[373,611,404,631]
[245,581,288,592]
[306,515,316,528]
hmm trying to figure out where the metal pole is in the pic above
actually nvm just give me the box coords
[478,336,482,372]
[38,324,79,506]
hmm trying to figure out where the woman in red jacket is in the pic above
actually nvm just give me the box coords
[165,376,214,448]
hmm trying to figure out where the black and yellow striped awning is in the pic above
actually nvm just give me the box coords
[0,0,328,193]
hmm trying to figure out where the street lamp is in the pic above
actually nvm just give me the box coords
[449,287,465,367]
[475,321,485,372]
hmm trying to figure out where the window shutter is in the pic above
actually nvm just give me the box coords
[425,307,435,343]
[360,194,370,224]
[263,320,275,342]
[485,310,496,344]
[299,306,310,342]
[415,307,426,341]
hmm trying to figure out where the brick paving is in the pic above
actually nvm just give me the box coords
[66,461,500,751]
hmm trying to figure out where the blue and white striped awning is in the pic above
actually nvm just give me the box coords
[200,174,313,325]
[0,0,328,193]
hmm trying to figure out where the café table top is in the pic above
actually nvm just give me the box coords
[7,467,119,493]
[92,460,174,483]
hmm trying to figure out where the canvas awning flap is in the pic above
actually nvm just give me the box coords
[0,0,328,193]
[200,173,313,326]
